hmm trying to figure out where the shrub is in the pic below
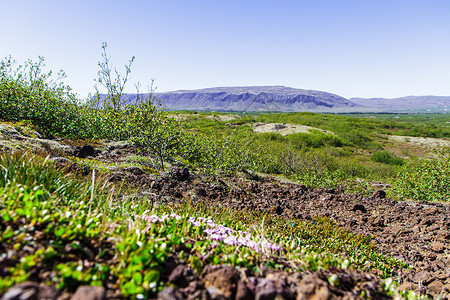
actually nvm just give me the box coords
[392,148,450,202]
[190,131,258,174]
[339,129,381,150]
[127,100,193,169]
[86,43,197,168]
[371,151,404,166]
[287,131,344,149]
[93,42,135,112]
[0,56,88,137]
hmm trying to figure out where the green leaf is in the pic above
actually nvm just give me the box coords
[144,270,159,284]
[54,227,65,237]
[133,272,143,285]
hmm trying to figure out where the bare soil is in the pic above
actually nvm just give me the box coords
[388,136,450,149]
[253,123,333,136]
[205,115,241,122]
[145,172,450,298]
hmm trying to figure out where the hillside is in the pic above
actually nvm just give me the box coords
[350,96,450,113]
[122,86,360,112]
[122,87,450,113]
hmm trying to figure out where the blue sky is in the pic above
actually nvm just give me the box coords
[2,0,450,99]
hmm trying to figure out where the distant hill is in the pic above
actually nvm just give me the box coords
[122,86,360,112]
[350,96,450,113]
[117,87,450,113]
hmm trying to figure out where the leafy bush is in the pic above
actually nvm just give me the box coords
[127,101,194,169]
[190,131,258,174]
[287,130,344,149]
[85,44,197,168]
[93,42,135,112]
[0,56,88,137]
[339,129,381,150]
[392,148,450,201]
[371,151,404,166]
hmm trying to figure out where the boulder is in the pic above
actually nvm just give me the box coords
[73,145,96,158]
[0,123,72,155]
[71,286,105,300]
[203,265,240,300]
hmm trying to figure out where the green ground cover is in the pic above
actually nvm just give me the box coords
[0,52,447,298]
[344,113,450,128]
[0,152,416,298]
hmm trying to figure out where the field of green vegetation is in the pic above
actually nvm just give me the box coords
[1,50,449,299]
[345,113,450,128]
[179,111,450,201]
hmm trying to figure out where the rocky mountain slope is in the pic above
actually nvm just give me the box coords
[122,86,360,112]
[118,87,450,113]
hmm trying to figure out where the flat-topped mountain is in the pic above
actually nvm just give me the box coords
[141,86,360,112]
[118,87,450,112]
[350,96,450,112]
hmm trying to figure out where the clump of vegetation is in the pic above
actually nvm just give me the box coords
[392,148,450,201]
[371,151,405,166]
[0,56,88,137]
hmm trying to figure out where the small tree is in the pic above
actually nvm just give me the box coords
[89,42,137,140]
[91,43,193,169]
[93,42,135,112]
[127,106,188,170]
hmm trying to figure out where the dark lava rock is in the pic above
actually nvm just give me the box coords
[367,215,385,227]
[73,145,96,158]
[412,270,434,285]
[2,282,39,300]
[195,186,208,197]
[372,189,386,199]
[170,167,190,181]
[296,274,331,300]
[275,205,284,215]
[427,280,444,295]
[352,204,367,213]
[122,166,145,176]
[243,169,259,181]
[273,124,287,131]
[431,242,445,253]
[107,172,126,183]
[37,285,58,300]
[180,281,205,298]
[157,287,184,300]
[235,281,253,300]
[71,286,105,300]
[202,265,240,300]
[1,282,56,300]
[169,265,198,288]
[254,279,293,300]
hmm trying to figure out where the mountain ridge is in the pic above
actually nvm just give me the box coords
[124,86,359,112]
[350,95,450,112]
[119,86,450,112]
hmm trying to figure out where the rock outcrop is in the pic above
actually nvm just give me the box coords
[0,124,72,155]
